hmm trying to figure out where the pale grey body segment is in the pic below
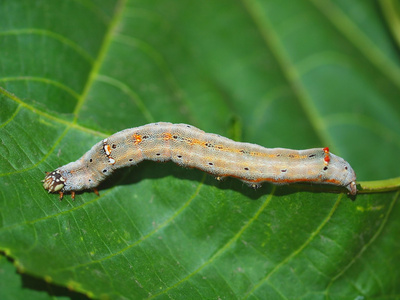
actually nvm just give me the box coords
[43,122,357,197]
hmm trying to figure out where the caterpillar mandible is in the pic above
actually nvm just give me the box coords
[43,122,357,199]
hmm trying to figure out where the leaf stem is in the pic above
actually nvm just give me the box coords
[358,177,400,194]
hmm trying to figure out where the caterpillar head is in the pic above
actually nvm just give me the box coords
[43,170,65,193]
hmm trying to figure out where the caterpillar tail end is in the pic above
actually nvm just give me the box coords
[348,181,357,195]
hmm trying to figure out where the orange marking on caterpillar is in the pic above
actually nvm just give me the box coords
[323,147,330,165]
[163,132,173,140]
[133,134,142,144]
[104,144,112,156]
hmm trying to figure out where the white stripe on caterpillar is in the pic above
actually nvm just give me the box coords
[43,122,357,199]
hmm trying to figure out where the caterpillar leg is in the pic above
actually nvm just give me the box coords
[247,182,262,189]
[59,191,75,200]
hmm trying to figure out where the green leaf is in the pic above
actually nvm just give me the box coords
[0,255,89,300]
[1,0,400,299]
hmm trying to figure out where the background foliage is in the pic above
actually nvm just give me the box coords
[1,0,400,299]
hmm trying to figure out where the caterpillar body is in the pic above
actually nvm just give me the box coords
[43,122,357,199]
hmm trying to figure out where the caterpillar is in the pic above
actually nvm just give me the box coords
[43,122,357,199]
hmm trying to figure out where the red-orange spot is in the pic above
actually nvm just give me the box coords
[163,132,173,140]
[323,147,330,165]
[133,134,142,144]
[104,144,112,155]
